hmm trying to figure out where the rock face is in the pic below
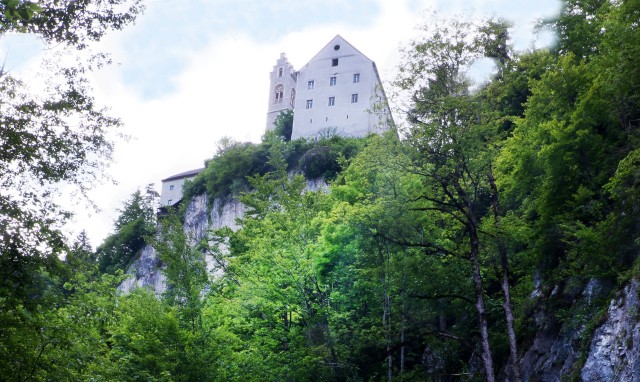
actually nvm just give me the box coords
[581,278,640,381]
[119,193,247,295]
[120,177,324,295]
[117,244,166,295]
[517,279,595,382]
[517,277,640,381]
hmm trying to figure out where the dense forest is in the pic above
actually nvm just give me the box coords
[2,0,640,381]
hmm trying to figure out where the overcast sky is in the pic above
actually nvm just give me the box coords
[1,0,560,248]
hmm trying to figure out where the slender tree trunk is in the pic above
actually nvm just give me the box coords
[381,244,393,382]
[488,164,522,382]
[400,271,406,375]
[470,228,495,382]
[400,327,405,375]
[439,310,447,332]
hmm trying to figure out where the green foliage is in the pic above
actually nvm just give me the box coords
[1,2,142,378]
[198,140,378,380]
[154,213,209,331]
[300,136,365,180]
[1,0,143,267]
[0,262,124,381]
[97,187,158,274]
[182,135,365,205]
[272,109,294,141]
[108,289,186,381]
[0,0,144,49]
[498,0,640,283]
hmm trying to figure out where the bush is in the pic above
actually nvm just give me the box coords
[300,146,339,179]
[181,136,367,205]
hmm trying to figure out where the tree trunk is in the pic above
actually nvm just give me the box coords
[400,268,407,375]
[488,164,522,382]
[400,327,405,375]
[470,228,495,382]
[381,244,393,382]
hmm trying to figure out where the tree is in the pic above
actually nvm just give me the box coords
[392,14,526,381]
[323,132,475,380]
[203,140,339,381]
[154,212,208,329]
[1,0,143,50]
[97,187,158,273]
[106,289,186,381]
[1,0,144,367]
[1,1,145,254]
[272,109,293,141]
[0,0,144,332]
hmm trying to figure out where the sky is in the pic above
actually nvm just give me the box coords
[1,0,560,248]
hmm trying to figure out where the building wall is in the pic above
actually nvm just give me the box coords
[160,177,189,206]
[291,35,389,139]
[265,35,392,140]
[159,169,203,206]
[266,53,297,132]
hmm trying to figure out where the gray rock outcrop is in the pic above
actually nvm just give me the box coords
[581,278,640,381]
[119,177,325,295]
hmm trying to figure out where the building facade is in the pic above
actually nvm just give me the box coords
[266,35,392,139]
[159,168,203,206]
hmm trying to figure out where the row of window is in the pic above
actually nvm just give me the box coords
[305,94,358,109]
[307,73,359,89]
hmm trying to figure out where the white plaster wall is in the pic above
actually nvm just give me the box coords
[291,36,388,139]
[160,177,188,206]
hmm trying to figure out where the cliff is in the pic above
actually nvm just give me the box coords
[117,194,245,295]
[515,278,640,381]
[119,178,327,295]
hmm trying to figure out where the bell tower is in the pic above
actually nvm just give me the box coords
[266,53,297,132]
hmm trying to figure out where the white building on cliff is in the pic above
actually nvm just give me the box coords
[159,168,203,207]
[266,35,392,139]
[161,36,392,207]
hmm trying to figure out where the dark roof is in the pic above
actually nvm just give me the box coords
[161,168,204,182]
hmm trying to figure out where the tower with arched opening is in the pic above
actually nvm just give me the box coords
[266,53,297,132]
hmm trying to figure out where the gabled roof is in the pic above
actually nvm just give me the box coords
[304,34,374,67]
[161,168,204,182]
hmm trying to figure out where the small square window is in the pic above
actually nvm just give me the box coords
[168,199,172,204]
[308,80,315,89]
[328,97,335,106]
[330,76,336,86]
[332,58,339,66]
[351,93,358,103]
[306,99,313,109]
[353,73,360,83]
[169,185,174,191]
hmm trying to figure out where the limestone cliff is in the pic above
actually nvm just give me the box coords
[581,278,640,381]
[119,177,327,295]
[515,277,640,381]
[118,193,246,295]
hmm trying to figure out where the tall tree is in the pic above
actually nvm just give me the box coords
[204,140,338,381]
[1,2,143,378]
[393,14,524,381]
[97,187,158,273]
